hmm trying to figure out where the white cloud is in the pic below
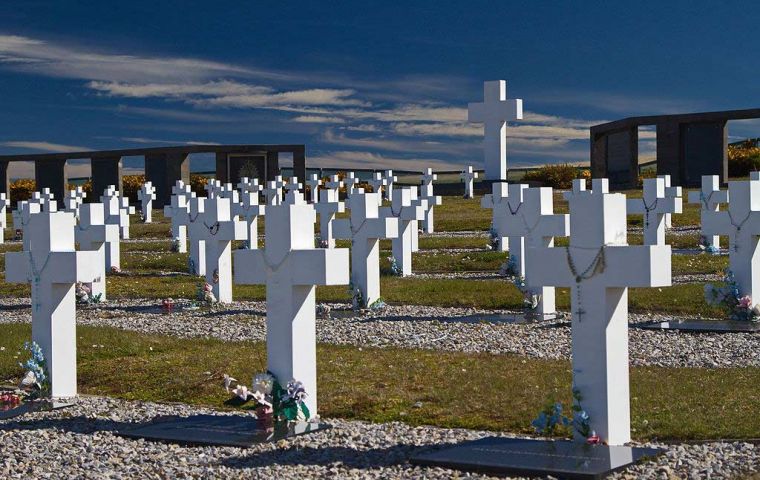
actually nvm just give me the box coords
[308,150,457,171]
[0,141,90,152]
[293,115,346,124]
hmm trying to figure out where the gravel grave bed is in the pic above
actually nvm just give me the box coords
[1,298,758,369]
[0,395,755,479]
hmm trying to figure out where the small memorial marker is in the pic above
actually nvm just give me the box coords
[306,173,322,203]
[380,187,426,276]
[481,183,510,251]
[334,190,398,307]
[687,175,728,250]
[657,174,682,228]
[163,181,196,254]
[137,182,157,223]
[460,165,479,199]
[627,177,682,245]
[314,175,345,248]
[75,203,117,300]
[187,196,247,303]
[419,168,442,234]
[62,187,86,220]
[234,190,265,249]
[101,185,134,240]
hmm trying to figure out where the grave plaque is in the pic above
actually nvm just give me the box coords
[410,437,664,480]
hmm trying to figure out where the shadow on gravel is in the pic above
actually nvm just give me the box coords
[355,313,570,327]
[219,443,427,469]
[0,415,128,435]
[0,303,30,311]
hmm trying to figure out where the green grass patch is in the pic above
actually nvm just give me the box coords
[0,323,756,440]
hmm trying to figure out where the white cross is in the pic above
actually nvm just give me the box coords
[100,185,134,240]
[687,175,728,250]
[481,183,511,252]
[30,189,57,213]
[263,176,286,205]
[0,193,8,244]
[13,201,42,250]
[5,210,101,398]
[205,179,221,199]
[495,184,569,315]
[419,168,442,233]
[657,175,682,228]
[334,189,398,307]
[76,203,119,300]
[383,170,398,202]
[526,178,671,445]
[368,172,387,204]
[409,187,428,252]
[284,177,303,198]
[315,175,345,249]
[702,172,760,302]
[306,173,322,203]
[137,182,157,223]
[627,178,682,245]
[187,196,247,303]
[468,80,524,180]
[163,180,196,254]
[237,176,263,196]
[219,182,240,204]
[234,190,265,249]
[233,190,349,416]
[63,187,87,220]
[344,172,359,197]
[379,187,426,276]
[460,165,479,199]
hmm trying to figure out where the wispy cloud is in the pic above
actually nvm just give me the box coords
[0,141,90,152]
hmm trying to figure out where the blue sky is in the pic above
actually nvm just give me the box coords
[1,1,759,178]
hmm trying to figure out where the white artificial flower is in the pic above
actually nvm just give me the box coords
[223,374,237,393]
[252,373,274,395]
[752,304,760,317]
[232,385,252,401]
[251,390,272,408]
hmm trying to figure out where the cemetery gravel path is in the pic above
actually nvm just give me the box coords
[0,298,758,369]
[0,395,755,479]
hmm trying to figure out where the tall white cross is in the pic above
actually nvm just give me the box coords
[627,178,682,245]
[285,177,303,197]
[687,175,728,250]
[75,203,118,300]
[5,210,101,398]
[233,191,349,416]
[101,185,134,240]
[30,189,57,213]
[481,183,511,252]
[702,172,760,302]
[63,187,87,220]
[334,190,398,307]
[409,187,428,253]
[526,179,671,445]
[379,187,426,276]
[187,196,247,303]
[460,165,479,199]
[419,168,442,233]
[657,174,682,228]
[468,80,524,180]
[138,181,157,223]
[315,175,345,249]
[163,180,196,254]
[306,174,322,203]
[0,193,8,244]
[234,191,265,249]
[383,170,398,202]
[495,184,569,315]
[219,182,240,204]
[263,181,282,206]
[345,171,359,197]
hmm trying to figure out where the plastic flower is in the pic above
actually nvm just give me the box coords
[223,374,237,392]
[285,380,307,403]
[531,412,548,433]
[739,296,752,309]
[251,390,273,408]
[252,373,274,396]
[232,385,252,401]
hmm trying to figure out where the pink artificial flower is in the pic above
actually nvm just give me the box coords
[739,295,752,309]
[586,432,601,445]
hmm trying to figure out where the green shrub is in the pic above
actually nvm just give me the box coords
[522,164,588,189]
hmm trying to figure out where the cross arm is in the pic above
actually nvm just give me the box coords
[687,190,728,205]
[332,218,351,239]
[626,197,682,215]
[5,250,103,284]
[366,217,399,239]
[292,249,350,286]
[701,211,731,236]
[481,194,494,209]
[537,214,570,238]
[233,249,267,285]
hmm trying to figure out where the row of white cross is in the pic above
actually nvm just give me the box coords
[5,172,756,448]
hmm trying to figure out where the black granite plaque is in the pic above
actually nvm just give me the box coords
[636,319,760,333]
[410,437,664,480]
[117,414,330,447]
[0,399,74,420]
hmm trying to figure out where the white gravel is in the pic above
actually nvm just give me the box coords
[0,396,755,479]
[1,298,757,369]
